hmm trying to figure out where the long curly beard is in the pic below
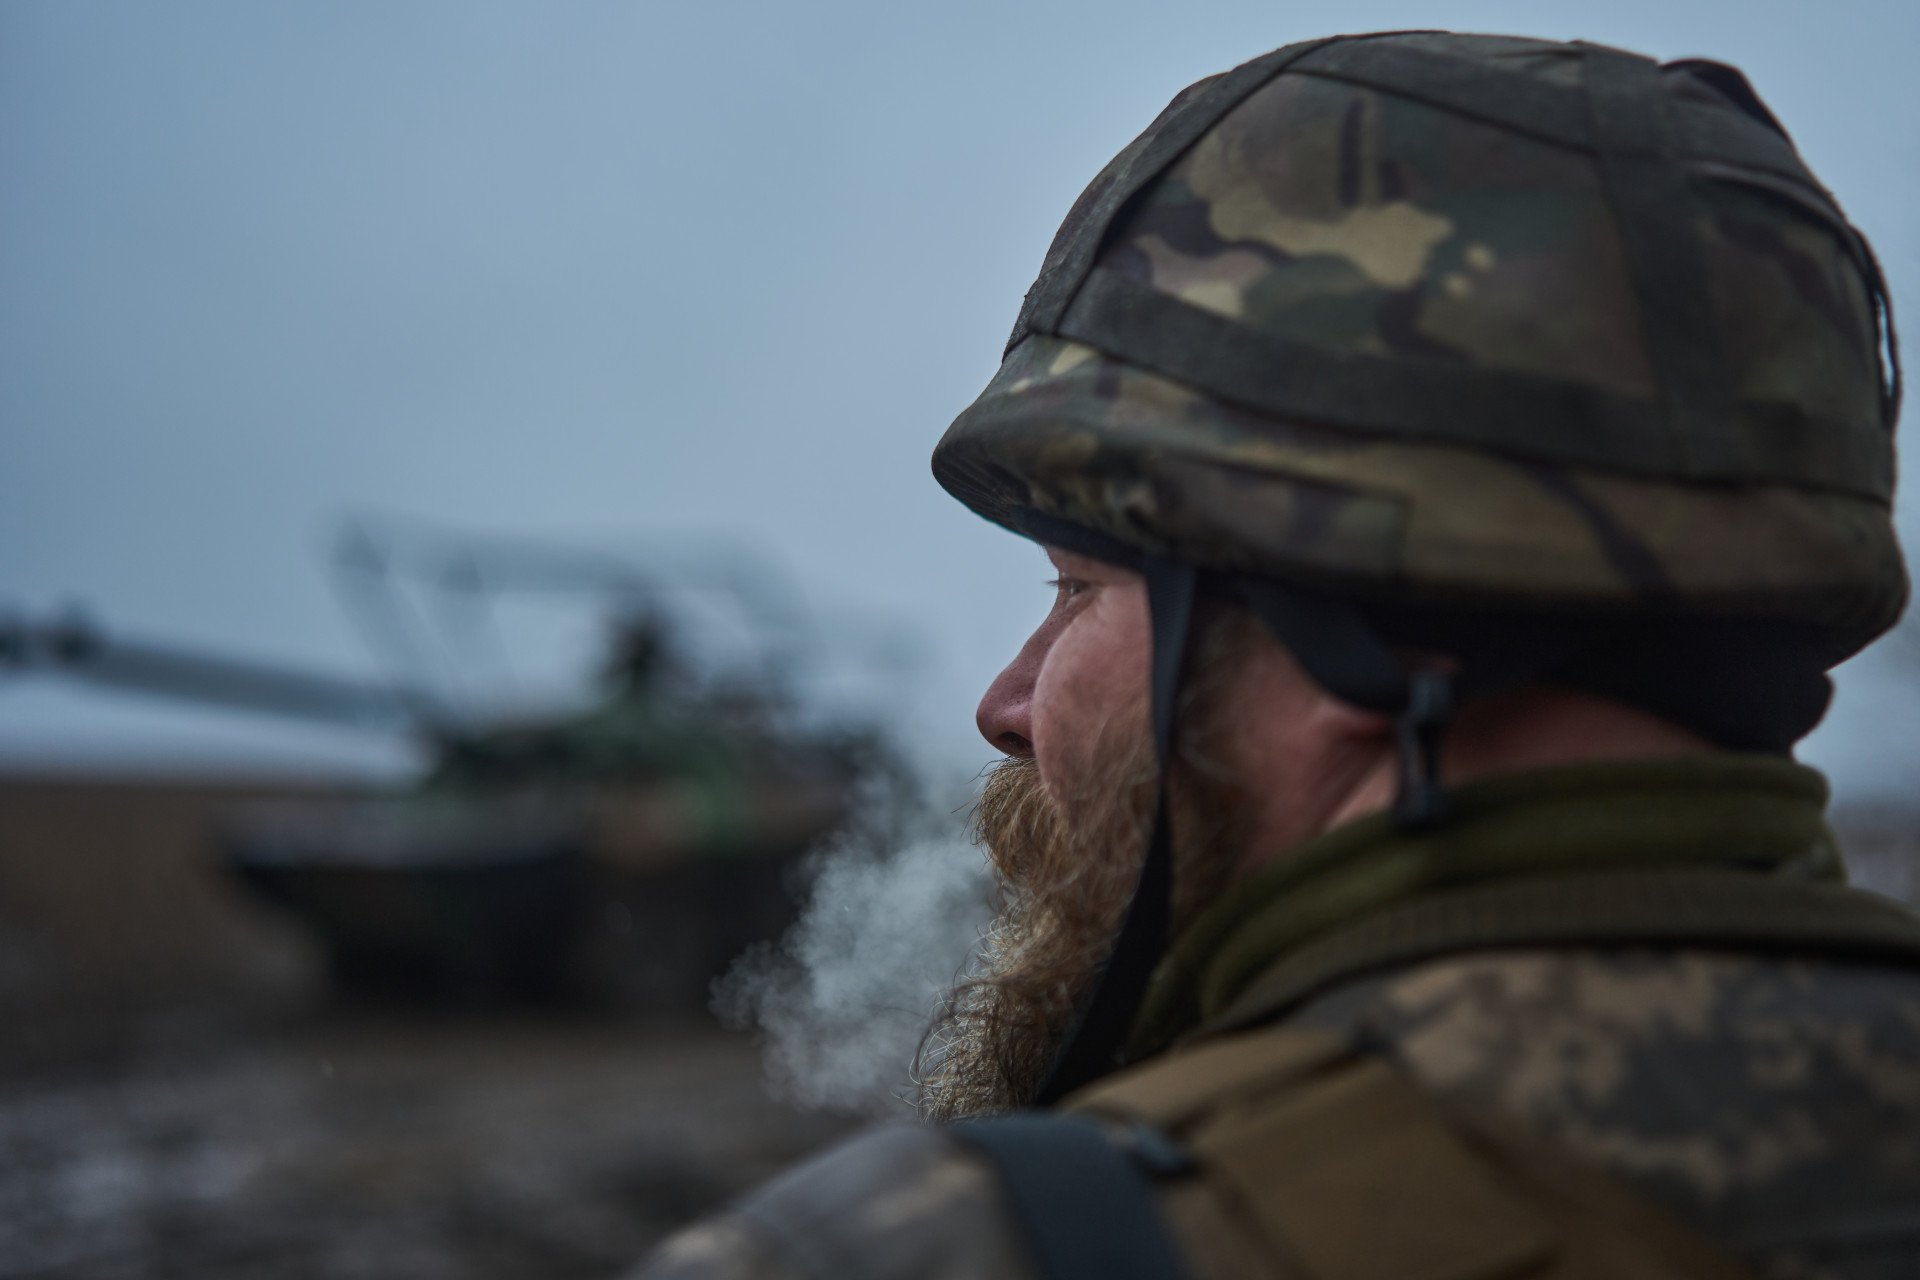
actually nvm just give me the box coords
[918,613,1253,1120]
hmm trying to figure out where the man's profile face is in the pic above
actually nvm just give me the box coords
[975,546,1152,801]
[919,547,1253,1119]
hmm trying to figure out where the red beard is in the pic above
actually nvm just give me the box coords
[919,613,1253,1119]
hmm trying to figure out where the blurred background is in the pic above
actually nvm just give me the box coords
[4,2,1919,1276]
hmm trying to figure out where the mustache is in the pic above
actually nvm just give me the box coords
[977,741,1158,888]
[916,746,1159,1119]
[974,755,1064,887]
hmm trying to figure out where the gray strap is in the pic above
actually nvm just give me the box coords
[1289,39,1824,198]
[947,1114,1192,1280]
[1677,106,1834,207]
[1580,44,1745,478]
[1032,557,1195,1103]
[1293,38,1594,148]
[1054,267,1891,494]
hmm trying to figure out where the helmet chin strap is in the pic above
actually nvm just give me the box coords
[1030,555,1195,1105]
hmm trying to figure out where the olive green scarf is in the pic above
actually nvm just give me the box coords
[1126,755,1840,1059]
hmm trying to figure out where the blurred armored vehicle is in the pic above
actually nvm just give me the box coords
[3,521,911,1008]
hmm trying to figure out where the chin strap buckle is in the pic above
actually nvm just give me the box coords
[1394,670,1454,829]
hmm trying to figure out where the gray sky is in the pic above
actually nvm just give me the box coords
[5,0,1920,798]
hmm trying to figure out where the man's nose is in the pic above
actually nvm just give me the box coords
[976,641,1040,758]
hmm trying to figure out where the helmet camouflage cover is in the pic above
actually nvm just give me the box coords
[933,32,1905,665]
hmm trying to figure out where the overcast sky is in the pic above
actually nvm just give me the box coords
[5,0,1919,800]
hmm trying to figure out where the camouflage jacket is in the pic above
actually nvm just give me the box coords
[636,759,1920,1280]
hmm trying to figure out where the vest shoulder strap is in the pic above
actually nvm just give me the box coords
[946,1112,1193,1280]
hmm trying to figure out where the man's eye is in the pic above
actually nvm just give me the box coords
[1047,576,1090,601]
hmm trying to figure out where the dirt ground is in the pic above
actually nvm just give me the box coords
[0,1013,856,1280]
[0,772,866,1279]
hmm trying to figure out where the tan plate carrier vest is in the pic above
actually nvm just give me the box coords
[1067,1024,1759,1280]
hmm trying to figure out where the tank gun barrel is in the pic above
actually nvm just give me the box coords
[7,612,416,734]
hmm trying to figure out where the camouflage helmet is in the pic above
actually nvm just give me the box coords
[933,31,1904,667]
[936,32,1905,1104]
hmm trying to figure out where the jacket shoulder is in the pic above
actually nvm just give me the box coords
[1290,946,1920,1275]
[632,1123,1039,1280]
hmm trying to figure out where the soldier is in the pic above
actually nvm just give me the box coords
[639,31,1920,1280]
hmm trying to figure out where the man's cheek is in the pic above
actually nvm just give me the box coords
[1030,703,1082,810]
[1029,587,1151,799]
[1030,636,1103,800]
[1032,685,1135,815]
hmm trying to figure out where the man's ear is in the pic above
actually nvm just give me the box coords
[1224,616,1397,749]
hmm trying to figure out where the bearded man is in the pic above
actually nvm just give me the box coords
[639,31,1920,1280]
